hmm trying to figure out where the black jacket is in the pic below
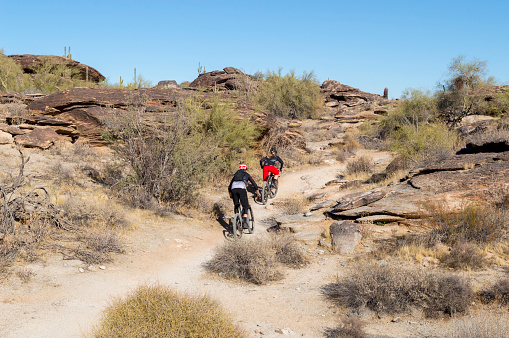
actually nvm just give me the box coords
[228,170,259,192]
[260,155,284,170]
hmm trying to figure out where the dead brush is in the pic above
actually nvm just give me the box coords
[422,201,508,246]
[90,283,245,337]
[442,242,489,270]
[206,233,308,284]
[322,263,473,316]
[446,308,509,338]
[206,238,282,285]
[325,316,367,338]
[17,266,34,283]
[345,156,373,177]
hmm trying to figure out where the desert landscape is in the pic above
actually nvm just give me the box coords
[0,53,509,337]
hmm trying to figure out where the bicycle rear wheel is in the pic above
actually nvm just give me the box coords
[246,206,254,234]
[261,181,269,205]
[232,213,242,239]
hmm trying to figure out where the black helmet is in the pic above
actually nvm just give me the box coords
[270,147,277,155]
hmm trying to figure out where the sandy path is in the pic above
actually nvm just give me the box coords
[0,160,353,338]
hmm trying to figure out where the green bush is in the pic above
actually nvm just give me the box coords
[255,69,323,119]
[0,52,31,92]
[91,283,245,337]
[389,122,460,165]
[103,97,260,207]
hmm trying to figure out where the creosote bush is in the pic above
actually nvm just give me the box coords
[255,69,323,119]
[91,283,245,338]
[447,309,509,338]
[323,263,473,316]
[103,97,259,208]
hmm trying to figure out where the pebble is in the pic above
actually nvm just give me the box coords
[99,266,106,270]
[275,328,293,335]
[78,268,85,273]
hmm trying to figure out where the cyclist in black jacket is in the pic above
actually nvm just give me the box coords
[228,164,260,224]
[260,148,284,182]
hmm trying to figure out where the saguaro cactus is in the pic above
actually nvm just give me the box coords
[383,87,389,99]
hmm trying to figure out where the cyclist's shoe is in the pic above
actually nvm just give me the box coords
[242,217,249,229]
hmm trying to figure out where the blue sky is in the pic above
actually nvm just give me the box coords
[1,0,508,99]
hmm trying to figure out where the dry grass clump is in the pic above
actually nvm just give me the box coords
[59,196,128,229]
[275,192,308,216]
[447,308,509,338]
[322,263,473,316]
[206,234,308,284]
[345,156,372,177]
[91,283,245,338]
[325,316,367,338]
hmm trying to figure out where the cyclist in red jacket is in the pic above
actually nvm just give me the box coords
[260,148,284,182]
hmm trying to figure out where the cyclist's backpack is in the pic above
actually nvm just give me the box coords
[233,170,246,182]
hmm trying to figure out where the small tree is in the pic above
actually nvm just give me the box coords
[436,55,495,125]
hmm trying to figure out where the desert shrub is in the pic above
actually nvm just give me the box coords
[31,56,91,94]
[346,156,372,176]
[104,98,259,207]
[275,192,308,215]
[447,309,509,338]
[376,89,437,140]
[255,69,323,119]
[206,234,307,284]
[0,52,31,92]
[268,233,309,268]
[59,196,128,229]
[206,238,282,284]
[322,263,473,316]
[425,203,508,246]
[91,283,245,338]
[436,55,498,125]
[389,122,460,165]
[442,242,488,270]
[325,316,367,338]
[480,278,509,305]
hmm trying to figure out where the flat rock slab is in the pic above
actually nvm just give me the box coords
[310,200,335,211]
[276,213,324,225]
[329,189,387,212]
[14,127,61,149]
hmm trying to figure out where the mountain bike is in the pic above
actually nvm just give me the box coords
[230,205,254,239]
[261,172,278,205]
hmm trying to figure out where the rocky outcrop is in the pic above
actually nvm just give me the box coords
[7,54,105,83]
[189,67,259,92]
[324,136,509,224]
[321,80,392,116]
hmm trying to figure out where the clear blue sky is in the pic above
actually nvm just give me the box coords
[1,0,508,99]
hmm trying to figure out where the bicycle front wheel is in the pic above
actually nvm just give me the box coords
[269,177,278,199]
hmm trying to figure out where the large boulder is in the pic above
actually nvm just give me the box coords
[329,221,362,254]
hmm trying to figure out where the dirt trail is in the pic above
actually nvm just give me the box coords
[0,157,355,338]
